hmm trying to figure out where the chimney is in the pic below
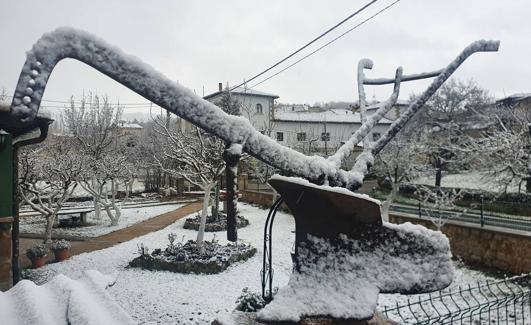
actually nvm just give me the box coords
[218,82,222,92]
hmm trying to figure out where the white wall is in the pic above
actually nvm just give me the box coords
[271,120,389,155]
[209,94,275,133]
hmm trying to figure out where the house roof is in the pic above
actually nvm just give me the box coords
[365,99,410,111]
[203,87,279,100]
[496,93,531,105]
[119,123,143,129]
[274,109,393,124]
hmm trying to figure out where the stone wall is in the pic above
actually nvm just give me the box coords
[0,217,13,291]
[389,213,531,274]
[240,189,290,212]
[240,190,275,208]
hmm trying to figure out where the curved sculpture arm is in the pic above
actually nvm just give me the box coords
[371,39,500,158]
[10,27,356,187]
[328,66,403,168]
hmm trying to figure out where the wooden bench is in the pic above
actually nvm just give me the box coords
[19,207,94,226]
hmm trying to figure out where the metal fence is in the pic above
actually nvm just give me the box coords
[382,274,531,324]
[390,204,531,233]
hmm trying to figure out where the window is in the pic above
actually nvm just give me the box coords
[321,132,330,141]
[372,132,381,141]
[276,132,284,141]
[297,132,306,141]
[256,103,263,114]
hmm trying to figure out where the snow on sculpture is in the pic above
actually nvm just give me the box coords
[10,27,499,191]
[8,27,500,322]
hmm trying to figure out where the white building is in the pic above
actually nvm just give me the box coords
[204,85,400,164]
[204,84,279,133]
[272,108,393,157]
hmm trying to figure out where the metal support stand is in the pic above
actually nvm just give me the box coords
[261,197,283,302]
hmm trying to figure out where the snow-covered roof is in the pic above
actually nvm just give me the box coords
[119,122,143,129]
[204,87,279,100]
[365,99,409,110]
[274,109,393,124]
[496,93,531,104]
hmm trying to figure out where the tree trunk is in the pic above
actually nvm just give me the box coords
[434,158,442,187]
[526,176,531,193]
[92,177,101,220]
[381,182,399,222]
[224,144,241,242]
[197,183,213,253]
[212,182,220,221]
[44,213,56,244]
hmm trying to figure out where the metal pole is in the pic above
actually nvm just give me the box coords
[480,195,484,227]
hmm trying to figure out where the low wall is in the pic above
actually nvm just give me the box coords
[390,213,531,274]
[240,190,274,207]
[240,190,291,212]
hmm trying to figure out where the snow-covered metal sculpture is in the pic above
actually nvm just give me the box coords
[8,27,499,322]
[10,27,498,191]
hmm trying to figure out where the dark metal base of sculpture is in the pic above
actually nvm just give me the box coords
[258,176,453,323]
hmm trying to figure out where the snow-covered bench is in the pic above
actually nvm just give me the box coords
[19,207,94,226]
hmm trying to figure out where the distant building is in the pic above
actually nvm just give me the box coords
[118,121,144,136]
[118,121,144,147]
[204,83,279,133]
[271,108,393,161]
[364,99,410,121]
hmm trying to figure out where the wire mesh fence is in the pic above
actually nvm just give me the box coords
[382,274,531,324]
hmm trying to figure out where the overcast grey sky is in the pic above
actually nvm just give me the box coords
[1,0,530,112]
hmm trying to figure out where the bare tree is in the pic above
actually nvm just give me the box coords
[414,185,468,231]
[63,94,127,222]
[372,136,423,221]
[79,154,136,225]
[152,116,225,252]
[456,106,531,193]
[18,142,83,243]
[419,79,492,186]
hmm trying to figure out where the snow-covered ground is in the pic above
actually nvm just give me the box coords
[413,171,522,193]
[20,203,184,238]
[25,203,513,324]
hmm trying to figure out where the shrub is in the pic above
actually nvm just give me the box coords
[50,239,71,251]
[26,244,48,259]
[235,287,266,312]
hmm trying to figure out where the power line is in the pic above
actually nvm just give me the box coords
[3,95,157,108]
[249,0,401,90]
[230,0,379,91]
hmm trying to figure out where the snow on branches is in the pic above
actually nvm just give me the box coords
[18,142,83,243]
[152,115,225,251]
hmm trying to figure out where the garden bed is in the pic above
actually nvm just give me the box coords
[183,213,250,232]
[129,238,256,274]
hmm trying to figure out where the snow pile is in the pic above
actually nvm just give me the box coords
[0,270,134,325]
[258,222,453,322]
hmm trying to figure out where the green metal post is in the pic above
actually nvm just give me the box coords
[0,131,13,290]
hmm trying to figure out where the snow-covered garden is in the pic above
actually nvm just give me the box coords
[1,13,530,325]
[13,203,521,324]
[20,202,185,238]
